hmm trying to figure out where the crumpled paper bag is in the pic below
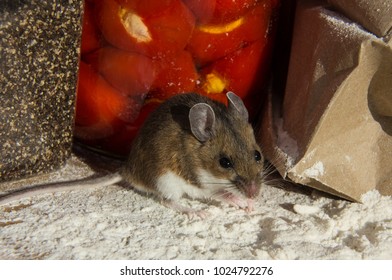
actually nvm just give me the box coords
[258,0,392,202]
[328,0,392,37]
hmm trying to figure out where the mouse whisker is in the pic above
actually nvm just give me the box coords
[263,178,287,188]
[199,181,230,185]
[217,186,240,198]
[261,163,277,178]
[210,191,228,201]
[209,185,236,199]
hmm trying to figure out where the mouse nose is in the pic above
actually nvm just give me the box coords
[246,181,260,198]
[235,176,260,198]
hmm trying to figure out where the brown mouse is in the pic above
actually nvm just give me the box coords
[0,92,265,218]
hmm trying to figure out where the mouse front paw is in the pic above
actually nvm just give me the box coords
[217,191,255,212]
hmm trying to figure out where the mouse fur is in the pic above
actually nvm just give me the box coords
[122,92,264,214]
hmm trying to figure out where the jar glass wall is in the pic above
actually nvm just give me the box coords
[75,0,280,156]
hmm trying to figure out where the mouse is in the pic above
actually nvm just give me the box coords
[0,92,265,218]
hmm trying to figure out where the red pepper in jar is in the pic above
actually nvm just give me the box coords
[75,0,280,156]
[198,39,271,99]
[183,0,259,24]
[75,61,140,140]
[95,0,195,56]
[186,3,273,66]
[150,50,199,100]
[84,46,156,98]
[80,0,102,55]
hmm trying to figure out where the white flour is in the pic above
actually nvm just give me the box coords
[0,155,391,259]
[275,118,299,169]
[302,161,325,179]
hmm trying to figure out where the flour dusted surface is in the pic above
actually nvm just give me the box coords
[0,155,391,259]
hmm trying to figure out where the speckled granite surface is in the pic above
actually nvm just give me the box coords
[0,0,83,181]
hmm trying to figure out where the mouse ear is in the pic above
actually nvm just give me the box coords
[189,103,216,142]
[227,91,249,122]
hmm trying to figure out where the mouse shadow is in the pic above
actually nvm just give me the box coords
[72,142,125,173]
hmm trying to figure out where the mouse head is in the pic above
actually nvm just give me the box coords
[188,92,264,199]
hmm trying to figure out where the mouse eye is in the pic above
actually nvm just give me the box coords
[254,150,262,162]
[219,157,233,169]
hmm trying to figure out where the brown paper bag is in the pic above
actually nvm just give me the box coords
[328,0,392,37]
[259,1,392,202]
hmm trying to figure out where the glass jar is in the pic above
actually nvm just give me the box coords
[75,0,280,156]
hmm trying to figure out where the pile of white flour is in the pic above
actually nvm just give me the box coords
[1,154,391,259]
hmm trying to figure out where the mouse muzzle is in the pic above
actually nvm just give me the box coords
[234,176,261,199]
[245,181,260,198]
